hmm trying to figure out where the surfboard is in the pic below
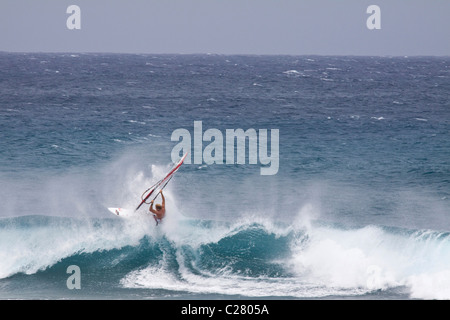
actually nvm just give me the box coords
[108,207,134,217]
[107,152,188,217]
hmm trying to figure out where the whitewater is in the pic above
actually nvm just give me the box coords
[2,199,450,299]
[0,161,449,300]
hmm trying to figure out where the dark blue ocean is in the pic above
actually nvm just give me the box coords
[0,53,449,299]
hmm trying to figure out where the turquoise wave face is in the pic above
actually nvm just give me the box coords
[1,214,450,299]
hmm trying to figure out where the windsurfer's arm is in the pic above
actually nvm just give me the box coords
[160,190,165,207]
[149,201,156,214]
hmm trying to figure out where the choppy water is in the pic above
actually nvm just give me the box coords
[0,53,449,299]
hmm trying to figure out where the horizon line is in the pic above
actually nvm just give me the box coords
[1,50,449,58]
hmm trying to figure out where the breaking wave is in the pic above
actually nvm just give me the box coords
[1,208,450,299]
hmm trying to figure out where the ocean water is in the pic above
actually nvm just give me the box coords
[0,53,449,300]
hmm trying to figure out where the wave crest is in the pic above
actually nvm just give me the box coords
[2,213,450,299]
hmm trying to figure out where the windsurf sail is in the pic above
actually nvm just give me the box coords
[135,152,188,211]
